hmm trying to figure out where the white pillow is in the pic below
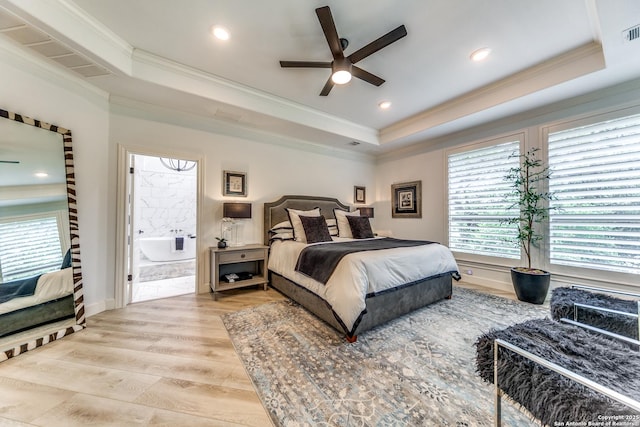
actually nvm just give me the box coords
[269,232,294,242]
[286,207,321,242]
[270,220,293,233]
[334,208,360,238]
[326,218,339,236]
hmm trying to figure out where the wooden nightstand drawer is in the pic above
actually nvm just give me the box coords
[218,248,264,264]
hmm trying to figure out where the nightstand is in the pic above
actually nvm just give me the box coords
[209,244,269,300]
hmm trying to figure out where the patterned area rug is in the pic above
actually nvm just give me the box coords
[222,286,548,426]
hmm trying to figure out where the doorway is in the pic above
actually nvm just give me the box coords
[127,154,198,303]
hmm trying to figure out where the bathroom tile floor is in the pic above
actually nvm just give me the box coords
[132,275,195,303]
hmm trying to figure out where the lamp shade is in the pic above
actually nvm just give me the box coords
[359,207,374,218]
[223,202,252,219]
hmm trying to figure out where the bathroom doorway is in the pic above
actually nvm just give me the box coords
[128,154,197,303]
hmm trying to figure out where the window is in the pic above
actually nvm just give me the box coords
[548,113,640,275]
[0,213,65,281]
[447,139,521,258]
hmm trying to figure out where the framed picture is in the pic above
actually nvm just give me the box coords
[223,170,247,197]
[354,186,366,204]
[391,180,422,218]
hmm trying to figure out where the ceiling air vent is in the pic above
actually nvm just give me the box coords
[0,8,110,77]
[623,25,640,42]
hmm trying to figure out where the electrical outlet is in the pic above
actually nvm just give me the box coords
[466,269,473,275]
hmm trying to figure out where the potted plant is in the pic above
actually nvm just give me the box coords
[502,147,555,304]
[216,237,227,249]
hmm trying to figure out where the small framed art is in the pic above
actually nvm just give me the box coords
[354,186,366,204]
[223,170,247,197]
[391,180,422,218]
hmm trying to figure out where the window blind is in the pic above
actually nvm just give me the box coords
[0,215,63,282]
[448,140,520,258]
[548,113,640,275]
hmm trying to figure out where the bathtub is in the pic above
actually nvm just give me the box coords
[139,236,196,262]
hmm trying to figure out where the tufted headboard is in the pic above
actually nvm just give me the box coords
[263,195,350,245]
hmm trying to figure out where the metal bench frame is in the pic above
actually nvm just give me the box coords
[493,284,640,426]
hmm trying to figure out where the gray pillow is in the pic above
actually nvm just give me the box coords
[346,215,374,239]
[299,215,332,244]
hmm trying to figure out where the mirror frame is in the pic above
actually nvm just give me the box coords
[0,108,85,361]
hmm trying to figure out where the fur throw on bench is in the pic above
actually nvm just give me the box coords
[550,287,639,340]
[475,318,640,426]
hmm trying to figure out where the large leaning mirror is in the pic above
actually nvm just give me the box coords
[0,108,84,362]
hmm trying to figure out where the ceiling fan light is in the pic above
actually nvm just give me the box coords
[332,70,352,84]
[331,59,352,85]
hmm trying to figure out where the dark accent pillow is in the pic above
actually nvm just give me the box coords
[61,248,72,269]
[299,215,332,244]
[347,215,374,239]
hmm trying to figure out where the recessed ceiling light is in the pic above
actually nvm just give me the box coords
[211,26,230,41]
[34,172,48,178]
[470,47,491,62]
[378,101,392,109]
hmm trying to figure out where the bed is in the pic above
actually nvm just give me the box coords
[264,195,460,341]
[0,267,75,338]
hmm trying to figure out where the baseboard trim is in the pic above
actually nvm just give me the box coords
[85,298,115,317]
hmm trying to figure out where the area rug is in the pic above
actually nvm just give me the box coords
[222,286,548,426]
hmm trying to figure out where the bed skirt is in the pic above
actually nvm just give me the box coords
[269,271,453,339]
[0,295,75,338]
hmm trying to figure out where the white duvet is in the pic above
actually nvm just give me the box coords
[0,267,73,315]
[269,237,459,331]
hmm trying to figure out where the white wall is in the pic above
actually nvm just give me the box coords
[0,40,111,314]
[108,106,376,295]
[376,78,640,292]
[373,148,446,242]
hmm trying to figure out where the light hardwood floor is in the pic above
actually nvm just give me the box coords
[0,283,513,426]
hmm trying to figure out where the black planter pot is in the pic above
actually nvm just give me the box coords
[217,241,227,249]
[510,267,550,304]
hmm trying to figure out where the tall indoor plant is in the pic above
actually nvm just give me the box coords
[503,147,554,304]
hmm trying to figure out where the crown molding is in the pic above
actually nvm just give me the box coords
[110,95,376,163]
[130,49,380,146]
[0,36,109,101]
[379,41,605,145]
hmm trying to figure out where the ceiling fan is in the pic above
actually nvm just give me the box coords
[0,160,19,164]
[279,6,407,96]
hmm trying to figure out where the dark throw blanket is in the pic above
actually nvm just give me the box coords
[0,274,41,304]
[476,318,640,426]
[295,238,435,284]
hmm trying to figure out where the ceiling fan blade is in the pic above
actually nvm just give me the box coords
[0,160,19,164]
[319,77,334,96]
[279,61,332,68]
[348,25,407,64]
[315,6,344,59]
[352,66,385,86]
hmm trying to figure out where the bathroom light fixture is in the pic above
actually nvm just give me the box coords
[331,58,352,84]
[159,158,196,172]
[34,172,48,178]
[378,101,392,109]
[470,47,492,62]
[212,26,230,41]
